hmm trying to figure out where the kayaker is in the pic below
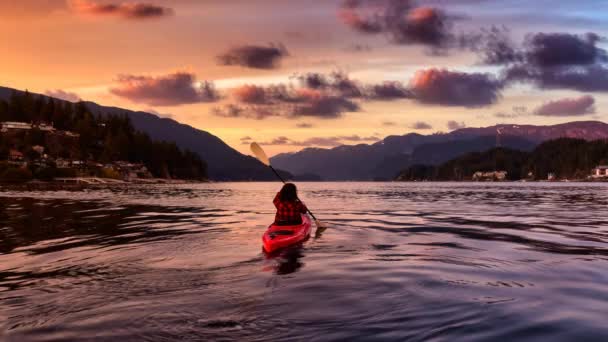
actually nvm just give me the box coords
[273,183,308,225]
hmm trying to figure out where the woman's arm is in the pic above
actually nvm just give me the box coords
[273,192,281,208]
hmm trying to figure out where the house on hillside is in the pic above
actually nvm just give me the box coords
[56,158,71,169]
[35,123,55,132]
[473,171,508,181]
[9,149,24,161]
[113,161,152,180]
[57,130,80,138]
[1,121,56,133]
[1,121,32,132]
[32,145,45,155]
[591,166,608,179]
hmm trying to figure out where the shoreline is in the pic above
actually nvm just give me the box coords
[0,178,208,190]
[1,179,608,191]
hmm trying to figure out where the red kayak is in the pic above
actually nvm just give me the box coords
[262,214,312,253]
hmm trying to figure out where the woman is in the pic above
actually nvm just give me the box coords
[273,183,308,225]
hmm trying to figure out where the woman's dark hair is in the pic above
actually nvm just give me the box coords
[279,183,298,202]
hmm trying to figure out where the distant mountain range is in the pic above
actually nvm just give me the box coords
[0,86,286,181]
[271,121,608,180]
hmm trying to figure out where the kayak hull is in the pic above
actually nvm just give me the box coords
[263,214,312,253]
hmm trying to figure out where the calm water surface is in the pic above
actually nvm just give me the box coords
[1,182,607,341]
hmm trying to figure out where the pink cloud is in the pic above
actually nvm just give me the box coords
[45,89,81,102]
[534,95,595,116]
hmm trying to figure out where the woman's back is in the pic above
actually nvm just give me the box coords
[273,183,308,225]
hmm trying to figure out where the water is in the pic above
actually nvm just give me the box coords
[1,182,607,341]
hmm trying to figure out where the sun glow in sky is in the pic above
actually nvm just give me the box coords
[1,0,608,156]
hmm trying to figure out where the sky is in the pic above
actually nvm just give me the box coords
[1,0,608,156]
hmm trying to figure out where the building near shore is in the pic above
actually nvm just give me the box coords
[32,145,45,155]
[1,121,75,136]
[472,171,508,181]
[1,122,32,132]
[9,149,24,161]
[111,161,153,180]
[36,123,55,132]
[591,166,608,179]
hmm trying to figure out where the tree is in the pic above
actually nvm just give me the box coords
[0,99,8,121]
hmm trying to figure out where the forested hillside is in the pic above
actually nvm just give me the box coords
[0,91,207,182]
[397,138,608,181]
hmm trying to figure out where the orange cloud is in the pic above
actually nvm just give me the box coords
[233,85,270,104]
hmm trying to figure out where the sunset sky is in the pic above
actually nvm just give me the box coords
[2,0,608,156]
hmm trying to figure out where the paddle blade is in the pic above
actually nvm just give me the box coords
[314,219,324,229]
[250,142,270,166]
[314,220,327,239]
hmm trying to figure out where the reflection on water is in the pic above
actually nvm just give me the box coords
[1,182,608,341]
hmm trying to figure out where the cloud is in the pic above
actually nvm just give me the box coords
[391,6,454,47]
[219,66,512,122]
[494,112,517,119]
[297,73,328,89]
[296,72,363,98]
[45,89,81,102]
[212,104,279,120]
[410,68,503,107]
[218,82,360,120]
[475,27,523,65]
[524,33,606,68]
[534,95,595,117]
[296,122,314,128]
[382,121,397,126]
[447,120,466,130]
[292,89,360,118]
[492,32,608,93]
[69,0,174,19]
[409,121,432,129]
[339,134,380,142]
[232,85,273,104]
[345,44,373,53]
[369,81,411,100]
[110,72,219,106]
[217,44,288,69]
[479,30,607,67]
[494,106,528,119]
[338,0,458,50]
[504,64,608,92]
[253,134,380,147]
[338,0,384,34]
[145,108,174,119]
[240,136,253,142]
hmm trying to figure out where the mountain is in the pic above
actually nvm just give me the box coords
[271,121,608,181]
[0,86,286,181]
[409,135,537,166]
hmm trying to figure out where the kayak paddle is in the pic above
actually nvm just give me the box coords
[250,142,324,229]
